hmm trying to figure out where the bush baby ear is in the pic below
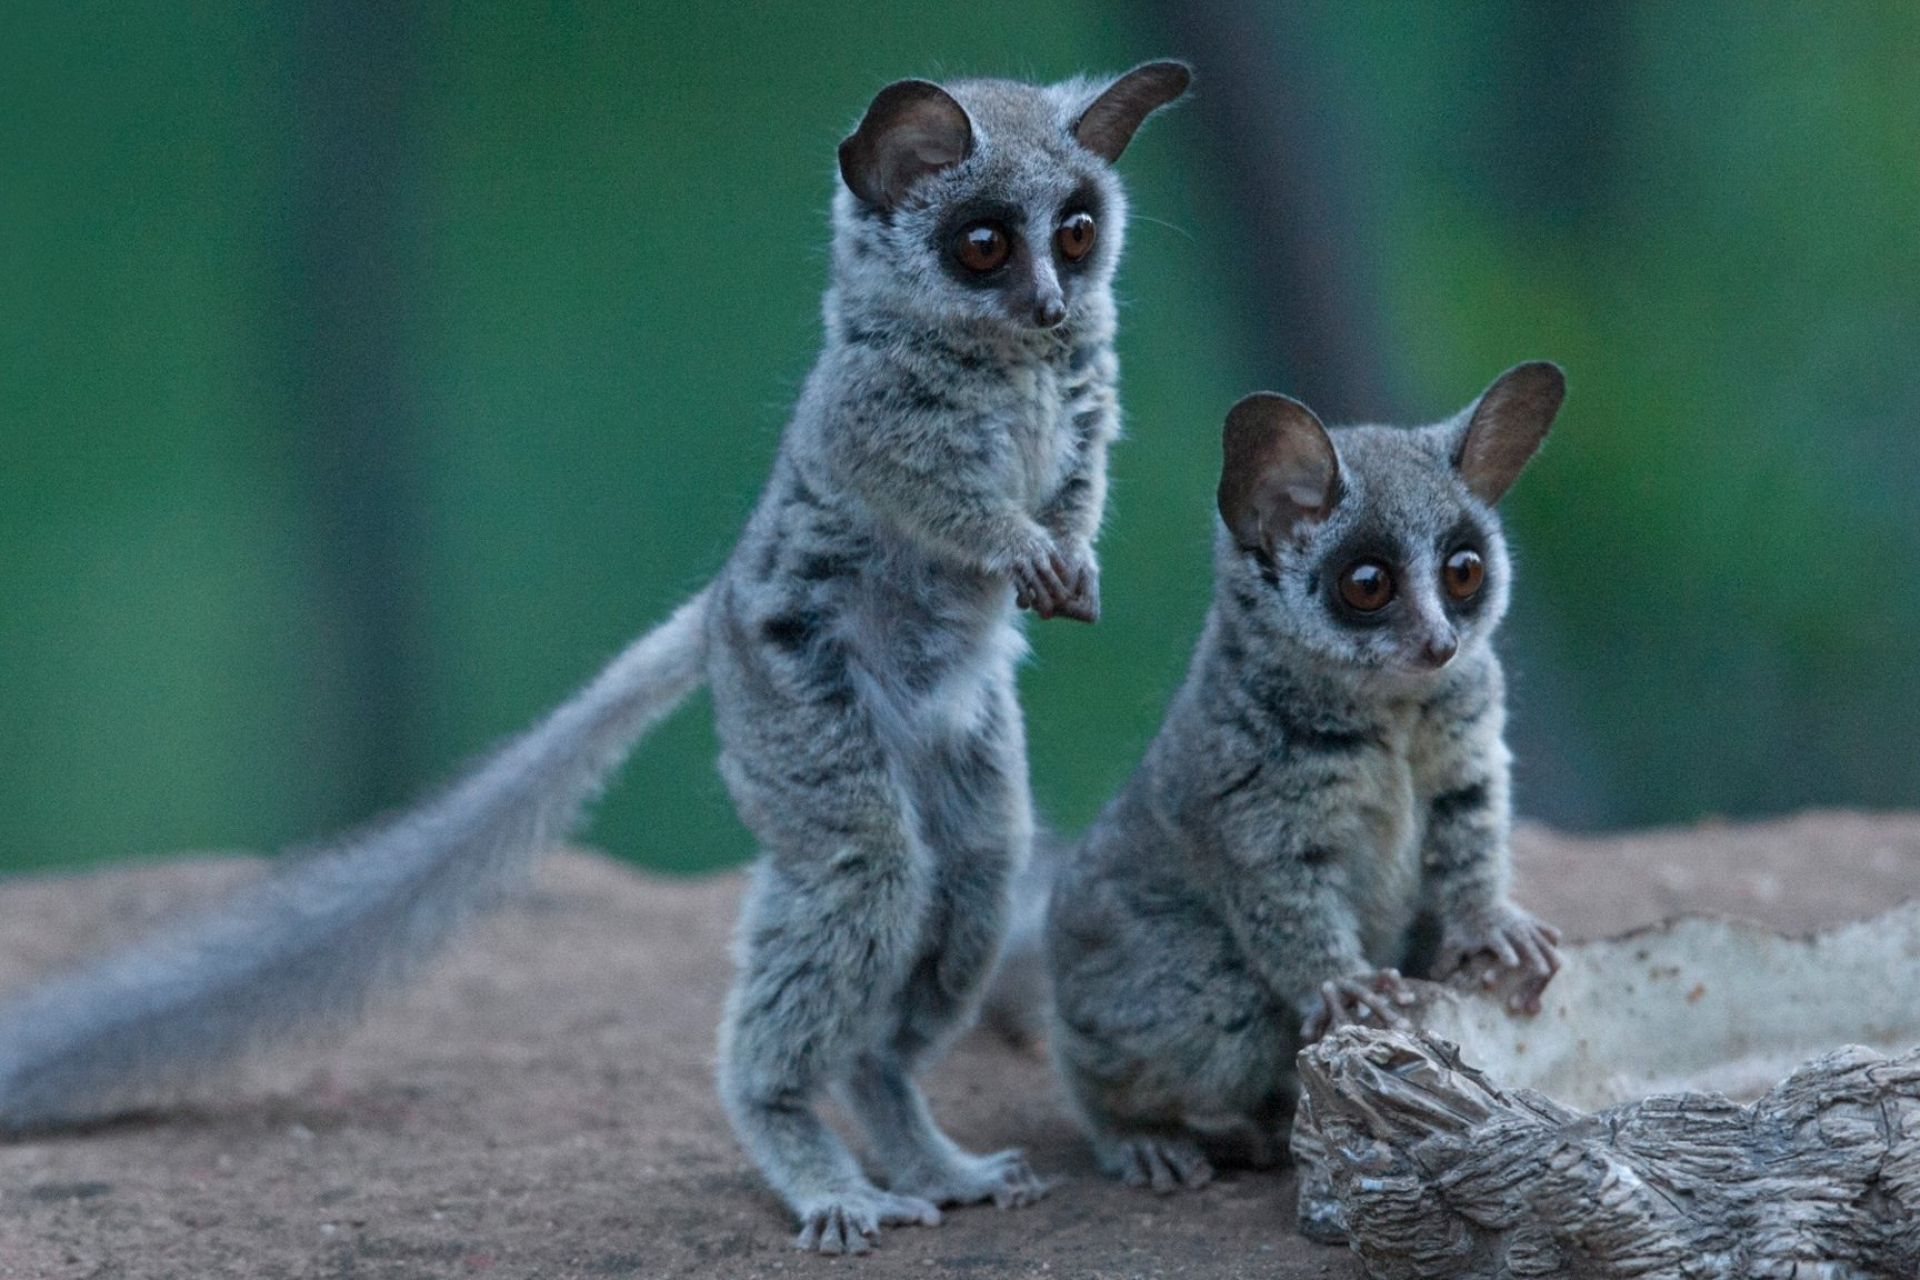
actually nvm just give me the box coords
[1455,361,1565,504]
[1219,392,1341,554]
[838,80,973,210]
[1073,61,1193,162]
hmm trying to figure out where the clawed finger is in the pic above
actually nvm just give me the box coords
[1055,585,1099,624]
[1014,549,1075,619]
[1372,967,1415,1001]
[1056,560,1100,623]
[1333,977,1412,1030]
[1034,553,1069,601]
[1019,579,1058,619]
[1505,979,1548,1016]
[1510,929,1555,978]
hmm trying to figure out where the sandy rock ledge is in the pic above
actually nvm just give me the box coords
[0,811,1915,1279]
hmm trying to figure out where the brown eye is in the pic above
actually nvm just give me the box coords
[1055,210,1096,262]
[1443,548,1485,601]
[1338,561,1394,612]
[954,221,1011,273]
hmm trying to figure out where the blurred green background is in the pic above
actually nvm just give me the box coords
[2,3,1916,876]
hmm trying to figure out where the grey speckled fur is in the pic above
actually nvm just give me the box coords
[1024,365,1567,1195]
[0,64,1189,1256]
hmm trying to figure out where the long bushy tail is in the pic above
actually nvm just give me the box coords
[0,588,713,1129]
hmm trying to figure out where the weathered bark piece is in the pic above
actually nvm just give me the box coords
[1291,901,1920,1267]
[1294,1028,1920,1278]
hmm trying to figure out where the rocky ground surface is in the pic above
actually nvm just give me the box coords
[0,811,1915,1279]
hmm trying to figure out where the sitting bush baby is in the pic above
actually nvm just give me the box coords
[1045,364,1566,1191]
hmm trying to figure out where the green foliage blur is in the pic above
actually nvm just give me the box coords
[2,3,1916,876]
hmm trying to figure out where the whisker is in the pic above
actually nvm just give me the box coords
[1128,212,1195,243]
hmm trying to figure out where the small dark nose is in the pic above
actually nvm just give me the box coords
[1422,634,1459,668]
[1034,296,1067,328]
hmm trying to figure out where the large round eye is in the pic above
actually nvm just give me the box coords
[1443,548,1485,601]
[954,221,1011,273]
[1055,210,1096,262]
[1338,561,1394,612]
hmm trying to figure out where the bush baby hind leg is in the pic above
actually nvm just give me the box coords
[844,1053,1046,1210]
[713,669,944,1254]
[1051,1051,1216,1195]
[843,675,1046,1210]
[1048,898,1302,1194]
[718,843,943,1253]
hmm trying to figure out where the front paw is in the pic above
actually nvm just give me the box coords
[1437,907,1562,1015]
[1299,968,1416,1042]
[1011,540,1099,624]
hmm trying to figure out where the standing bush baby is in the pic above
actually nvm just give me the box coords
[0,63,1192,1255]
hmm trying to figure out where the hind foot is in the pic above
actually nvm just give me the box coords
[892,1147,1049,1210]
[1097,1134,1215,1194]
[792,1186,941,1255]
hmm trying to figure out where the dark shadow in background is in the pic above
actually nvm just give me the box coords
[1142,0,1627,826]
[279,0,428,818]
[1152,0,1404,425]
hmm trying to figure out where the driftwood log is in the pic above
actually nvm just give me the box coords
[1293,1027,1920,1279]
